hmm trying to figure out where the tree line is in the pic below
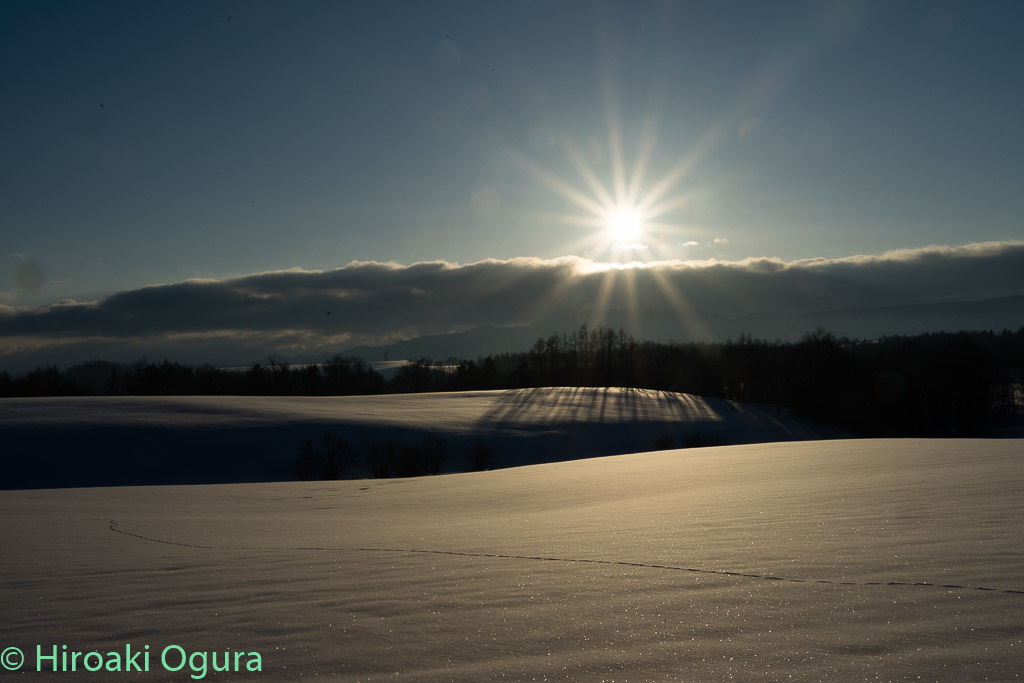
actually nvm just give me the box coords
[293,432,496,480]
[2,325,1022,437]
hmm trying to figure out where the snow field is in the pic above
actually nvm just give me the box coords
[2,438,1022,680]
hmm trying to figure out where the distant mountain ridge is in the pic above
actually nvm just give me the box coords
[336,295,1024,362]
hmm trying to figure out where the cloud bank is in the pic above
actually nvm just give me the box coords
[1,241,1023,371]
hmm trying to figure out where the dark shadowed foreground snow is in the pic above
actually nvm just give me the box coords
[0,388,844,488]
[1,439,1022,680]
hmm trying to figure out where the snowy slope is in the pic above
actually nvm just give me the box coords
[1,439,1022,680]
[0,388,844,488]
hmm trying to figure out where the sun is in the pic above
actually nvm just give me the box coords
[605,207,643,244]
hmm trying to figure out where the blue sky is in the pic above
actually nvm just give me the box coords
[1,0,1023,351]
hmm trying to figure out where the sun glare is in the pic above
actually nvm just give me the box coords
[606,208,643,244]
[503,53,728,264]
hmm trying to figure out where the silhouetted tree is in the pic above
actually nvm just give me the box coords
[294,439,320,481]
[294,433,355,480]
[466,438,495,471]
[365,439,402,478]
[417,435,449,475]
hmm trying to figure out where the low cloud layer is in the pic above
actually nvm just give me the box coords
[2,241,1023,371]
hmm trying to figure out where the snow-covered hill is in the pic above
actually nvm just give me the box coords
[1,439,1022,680]
[0,388,845,488]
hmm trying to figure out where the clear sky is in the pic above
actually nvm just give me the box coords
[3,0,1022,308]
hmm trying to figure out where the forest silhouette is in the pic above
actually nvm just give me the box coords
[2,326,1021,438]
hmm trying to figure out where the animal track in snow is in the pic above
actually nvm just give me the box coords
[108,520,1024,596]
